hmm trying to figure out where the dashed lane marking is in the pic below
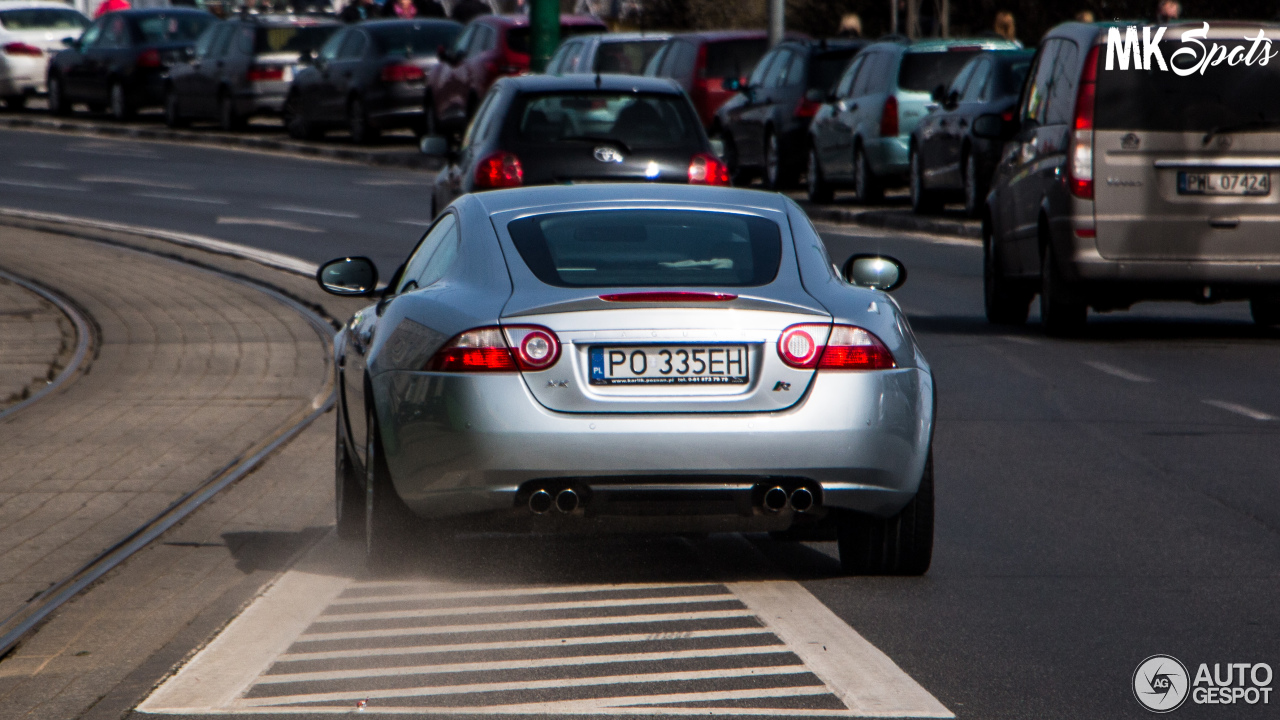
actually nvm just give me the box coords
[215,217,323,233]
[140,535,953,718]
[0,178,86,191]
[16,161,67,170]
[134,191,229,205]
[262,204,360,219]
[1084,361,1154,383]
[1202,399,1276,421]
[78,174,194,189]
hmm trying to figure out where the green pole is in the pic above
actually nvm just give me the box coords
[529,0,559,73]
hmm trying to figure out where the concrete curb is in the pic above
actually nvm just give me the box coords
[804,205,982,240]
[0,115,436,170]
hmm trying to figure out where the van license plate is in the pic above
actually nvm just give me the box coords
[1178,171,1270,195]
[590,345,749,385]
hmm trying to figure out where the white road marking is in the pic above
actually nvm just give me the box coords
[299,609,758,642]
[66,143,160,158]
[17,161,67,170]
[216,217,323,233]
[237,665,813,707]
[1084,361,1153,383]
[1202,399,1276,421]
[276,627,775,662]
[436,688,850,716]
[134,191,228,205]
[330,581,719,604]
[0,178,86,192]
[317,593,737,622]
[357,178,424,186]
[812,220,980,247]
[1001,335,1040,345]
[397,218,434,226]
[78,174,194,189]
[258,644,791,684]
[262,204,359,219]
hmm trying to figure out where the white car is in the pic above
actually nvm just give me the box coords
[0,0,88,109]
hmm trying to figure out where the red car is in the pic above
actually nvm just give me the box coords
[643,30,792,128]
[424,14,606,134]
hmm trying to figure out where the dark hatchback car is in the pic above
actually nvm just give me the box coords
[909,49,1032,216]
[421,74,728,216]
[283,18,460,143]
[714,38,865,189]
[164,14,340,131]
[47,8,214,120]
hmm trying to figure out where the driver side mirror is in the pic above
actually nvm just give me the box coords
[317,256,379,296]
[842,254,907,292]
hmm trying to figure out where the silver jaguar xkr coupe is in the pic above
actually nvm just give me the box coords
[317,184,935,574]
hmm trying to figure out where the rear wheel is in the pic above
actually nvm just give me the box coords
[909,146,943,214]
[1250,297,1280,326]
[1040,245,1088,336]
[109,81,133,121]
[47,76,70,116]
[335,412,363,540]
[984,224,1032,325]
[218,92,245,131]
[837,452,933,575]
[349,97,379,144]
[854,144,883,203]
[164,89,187,128]
[2,94,27,111]
[806,146,834,203]
[364,405,415,567]
[284,92,320,140]
[962,151,984,218]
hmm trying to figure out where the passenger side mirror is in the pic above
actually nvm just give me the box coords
[317,257,379,296]
[419,135,449,157]
[930,84,947,103]
[842,254,907,292]
[972,113,1017,140]
[721,76,741,92]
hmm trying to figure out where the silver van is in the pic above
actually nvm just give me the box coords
[981,21,1280,334]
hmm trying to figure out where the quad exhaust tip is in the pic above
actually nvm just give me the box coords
[555,488,579,513]
[528,489,553,514]
[763,486,789,513]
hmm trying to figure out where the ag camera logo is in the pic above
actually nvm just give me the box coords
[1134,655,1189,713]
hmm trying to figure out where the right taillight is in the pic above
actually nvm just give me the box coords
[688,152,730,185]
[474,150,523,189]
[1068,45,1099,200]
[2,42,43,57]
[778,323,894,370]
[424,325,559,372]
[879,95,899,137]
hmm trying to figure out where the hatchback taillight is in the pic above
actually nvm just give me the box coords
[247,64,285,82]
[475,150,523,189]
[136,48,162,68]
[778,323,895,370]
[879,95,899,137]
[2,42,43,57]
[794,97,820,119]
[381,63,424,83]
[688,152,729,185]
[424,325,559,372]
[1068,45,1099,199]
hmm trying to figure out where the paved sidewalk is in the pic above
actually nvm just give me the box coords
[0,277,72,410]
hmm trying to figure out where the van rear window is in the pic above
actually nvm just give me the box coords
[1095,40,1280,132]
[704,39,767,79]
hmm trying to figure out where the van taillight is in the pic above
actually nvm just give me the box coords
[136,48,162,68]
[1068,45,1099,199]
[879,95,899,137]
[777,324,895,370]
[424,325,559,372]
[474,151,523,188]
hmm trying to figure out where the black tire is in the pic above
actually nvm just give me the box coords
[837,452,934,576]
[723,132,753,186]
[335,412,363,540]
[108,81,133,121]
[348,97,379,144]
[807,145,834,203]
[284,93,320,141]
[962,150,984,218]
[423,91,439,135]
[762,129,782,190]
[2,94,27,111]
[218,92,245,132]
[909,146,943,214]
[1250,297,1280,326]
[854,144,883,203]
[163,89,187,129]
[47,75,70,116]
[364,405,415,567]
[984,222,1033,325]
[1040,243,1088,336]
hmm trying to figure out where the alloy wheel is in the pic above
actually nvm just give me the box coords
[764,132,779,188]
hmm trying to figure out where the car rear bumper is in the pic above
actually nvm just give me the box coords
[1068,233,1280,285]
[0,55,47,95]
[869,135,910,179]
[370,367,933,530]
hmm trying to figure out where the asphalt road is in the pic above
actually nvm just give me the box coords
[1,127,1277,719]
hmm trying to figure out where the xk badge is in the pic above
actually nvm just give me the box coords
[1134,655,1190,713]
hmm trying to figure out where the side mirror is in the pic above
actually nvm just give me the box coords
[842,254,907,292]
[803,87,825,103]
[972,113,1017,140]
[929,84,947,103]
[944,89,960,109]
[708,136,725,158]
[317,256,379,296]
[721,76,741,92]
[419,135,449,157]
[298,48,315,64]
[62,37,78,49]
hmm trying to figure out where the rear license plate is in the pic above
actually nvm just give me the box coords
[589,345,748,385]
[1177,171,1271,195]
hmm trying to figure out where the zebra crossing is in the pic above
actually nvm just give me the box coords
[138,535,952,717]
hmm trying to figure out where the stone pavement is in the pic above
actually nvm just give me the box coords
[0,276,73,410]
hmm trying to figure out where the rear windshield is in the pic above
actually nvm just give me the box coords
[507,24,604,56]
[809,51,858,91]
[369,20,460,56]
[0,8,88,31]
[508,210,782,288]
[898,50,981,92]
[254,25,339,54]
[1096,40,1280,132]
[704,38,767,79]
[509,92,702,150]
[594,39,664,74]
[133,13,213,44]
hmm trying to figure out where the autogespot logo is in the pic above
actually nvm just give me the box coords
[1134,655,1190,713]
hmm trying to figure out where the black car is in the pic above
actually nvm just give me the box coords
[282,18,460,144]
[164,14,340,131]
[421,74,727,217]
[909,49,1032,216]
[713,38,865,189]
[47,8,214,120]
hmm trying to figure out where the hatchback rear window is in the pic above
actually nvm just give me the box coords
[1095,40,1280,132]
[898,50,980,92]
[508,92,702,150]
[594,39,664,74]
[809,50,859,91]
[0,8,88,31]
[254,25,339,54]
[369,20,460,56]
[134,13,213,43]
[506,24,604,55]
[704,39,767,79]
[508,210,782,288]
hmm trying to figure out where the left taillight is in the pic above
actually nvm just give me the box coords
[794,96,820,119]
[777,323,895,370]
[424,325,559,372]
[688,152,730,185]
[136,48,162,68]
[247,64,286,82]
[381,62,424,83]
[474,150,523,189]
[2,42,43,57]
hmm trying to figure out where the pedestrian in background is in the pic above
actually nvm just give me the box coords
[340,0,378,22]
[93,0,130,18]
[1156,0,1181,23]
[993,11,1016,43]
[837,13,862,38]
[1075,9,1095,22]
[450,0,491,23]
[383,0,446,18]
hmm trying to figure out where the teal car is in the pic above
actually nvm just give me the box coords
[807,37,1021,203]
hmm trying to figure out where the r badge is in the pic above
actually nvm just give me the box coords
[594,146,624,163]
[772,381,791,392]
